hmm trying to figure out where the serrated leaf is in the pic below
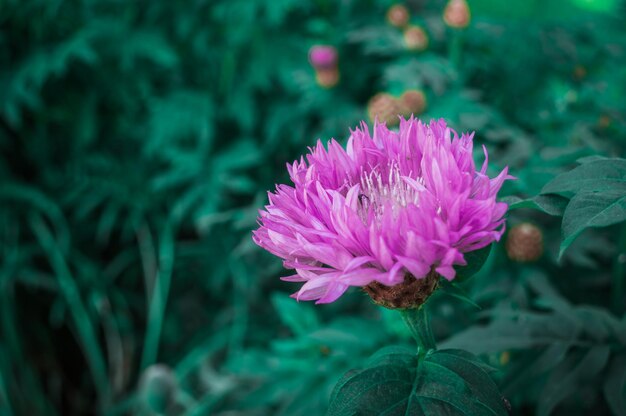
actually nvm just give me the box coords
[541,158,626,196]
[327,349,508,416]
[559,189,626,258]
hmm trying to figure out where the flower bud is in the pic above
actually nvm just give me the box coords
[367,93,401,126]
[399,89,427,116]
[315,67,340,88]
[598,115,611,129]
[443,0,471,29]
[506,223,543,262]
[386,4,410,28]
[139,364,178,414]
[403,25,429,51]
[573,65,587,80]
[308,45,338,71]
[364,271,439,309]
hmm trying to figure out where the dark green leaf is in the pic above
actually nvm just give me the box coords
[271,292,320,336]
[327,349,508,416]
[438,278,481,310]
[541,159,626,196]
[503,194,567,217]
[559,189,626,258]
[538,345,610,416]
[455,245,492,282]
[604,354,626,416]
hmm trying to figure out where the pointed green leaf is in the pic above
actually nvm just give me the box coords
[328,349,508,416]
[455,245,492,282]
[438,279,481,310]
[541,159,626,196]
[503,194,568,217]
[538,345,610,416]
[559,189,626,258]
[271,292,319,336]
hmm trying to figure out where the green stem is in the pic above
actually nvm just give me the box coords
[448,29,463,71]
[30,214,110,409]
[400,306,436,356]
[612,222,626,314]
[140,221,176,370]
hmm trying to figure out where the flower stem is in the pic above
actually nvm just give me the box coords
[140,220,176,370]
[612,222,626,314]
[400,305,436,356]
[30,214,110,410]
[448,29,463,71]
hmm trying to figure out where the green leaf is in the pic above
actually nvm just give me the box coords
[327,349,508,416]
[438,279,481,310]
[604,354,626,416]
[538,345,610,416]
[503,342,571,396]
[541,158,626,196]
[455,245,492,282]
[271,292,320,336]
[503,194,567,217]
[559,189,626,258]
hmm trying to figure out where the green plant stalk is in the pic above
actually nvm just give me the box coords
[400,305,436,357]
[448,29,464,71]
[30,214,110,409]
[227,256,248,362]
[612,221,626,313]
[140,221,175,370]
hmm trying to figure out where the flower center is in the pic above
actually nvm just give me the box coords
[357,162,423,222]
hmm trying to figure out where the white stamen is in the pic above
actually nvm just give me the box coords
[357,162,423,223]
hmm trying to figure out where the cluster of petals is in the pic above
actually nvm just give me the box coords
[253,118,511,303]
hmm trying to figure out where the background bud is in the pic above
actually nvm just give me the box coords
[444,0,471,29]
[399,89,427,116]
[315,67,340,88]
[403,25,429,51]
[308,45,338,70]
[506,223,544,263]
[386,4,410,28]
[367,93,401,126]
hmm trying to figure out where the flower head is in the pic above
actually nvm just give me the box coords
[253,118,511,305]
[308,45,338,70]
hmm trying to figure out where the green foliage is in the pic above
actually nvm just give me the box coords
[1,0,626,415]
[455,244,492,282]
[443,273,626,414]
[328,346,508,416]
[541,158,626,257]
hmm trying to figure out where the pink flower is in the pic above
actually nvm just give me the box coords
[253,118,511,304]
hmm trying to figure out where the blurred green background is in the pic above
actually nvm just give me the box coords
[1,0,626,415]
